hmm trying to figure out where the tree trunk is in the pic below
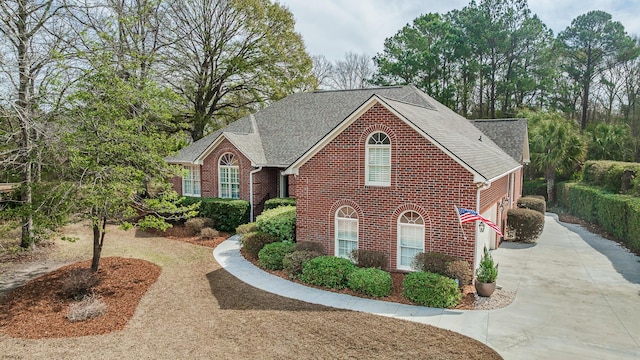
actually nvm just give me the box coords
[91,217,107,272]
[546,172,555,204]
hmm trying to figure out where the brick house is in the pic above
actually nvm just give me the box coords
[166,85,528,269]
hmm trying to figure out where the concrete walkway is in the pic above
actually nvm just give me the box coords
[213,214,640,360]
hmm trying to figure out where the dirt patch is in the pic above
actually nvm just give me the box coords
[0,257,160,338]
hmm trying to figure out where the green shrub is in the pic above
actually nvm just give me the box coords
[182,197,250,232]
[256,205,296,242]
[523,178,548,199]
[282,250,323,278]
[300,256,356,289]
[294,241,326,254]
[350,249,389,271]
[242,232,279,259]
[445,260,473,287]
[185,217,213,235]
[517,196,546,214]
[402,272,461,308]
[236,222,257,234]
[264,197,296,210]
[475,246,498,283]
[582,160,640,195]
[558,182,640,253]
[347,268,392,297]
[506,208,545,243]
[411,252,456,274]
[258,242,295,270]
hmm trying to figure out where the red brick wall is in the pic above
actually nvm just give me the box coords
[171,138,280,219]
[169,175,183,195]
[292,103,478,269]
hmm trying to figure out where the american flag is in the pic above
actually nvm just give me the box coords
[456,207,503,236]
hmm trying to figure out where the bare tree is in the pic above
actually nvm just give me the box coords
[0,0,67,247]
[330,52,375,90]
[161,0,315,141]
[312,54,334,89]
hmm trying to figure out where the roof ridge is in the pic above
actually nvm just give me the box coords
[312,86,404,94]
[378,95,436,111]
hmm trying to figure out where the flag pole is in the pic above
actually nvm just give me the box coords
[454,205,468,242]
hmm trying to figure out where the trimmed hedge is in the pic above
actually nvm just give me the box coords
[517,196,546,214]
[300,256,356,289]
[582,160,640,195]
[256,205,296,242]
[347,268,392,297]
[506,208,545,243]
[523,178,548,199]
[350,249,389,271]
[264,197,296,210]
[236,222,257,234]
[282,250,323,278]
[241,232,279,259]
[258,242,295,270]
[182,196,250,232]
[402,272,461,308]
[557,182,640,253]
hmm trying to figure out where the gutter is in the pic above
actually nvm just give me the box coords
[474,181,490,269]
[249,166,263,222]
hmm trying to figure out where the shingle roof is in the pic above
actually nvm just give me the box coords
[470,119,529,164]
[167,85,522,182]
[379,97,521,181]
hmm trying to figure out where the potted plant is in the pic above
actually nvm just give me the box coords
[475,246,498,297]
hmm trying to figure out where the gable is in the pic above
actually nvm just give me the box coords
[285,95,521,184]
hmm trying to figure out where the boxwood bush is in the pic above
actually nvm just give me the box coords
[523,178,548,199]
[411,252,471,287]
[182,196,250,232]
[402,271,461,308]
[517,196,546,214]
[506,208,545,243]
[350,249,389,270]
[264,197,296,210]
[258,241,295,270]
[300,256,356,289]
[347,267,392,297]
[282,250,323,278]
[235,222,257,234]
[242,232,279,259]
[256,205,296,242]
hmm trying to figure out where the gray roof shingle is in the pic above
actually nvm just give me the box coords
[167,85,523,182]
[470,119,529,164]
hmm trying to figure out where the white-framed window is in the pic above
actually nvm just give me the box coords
[335,206,358,258]
[182,165,201,197]
[366,132,391,186]
[218,153,239,199]
[397,211,425,271]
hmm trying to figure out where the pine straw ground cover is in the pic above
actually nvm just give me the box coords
[0,223,502,359]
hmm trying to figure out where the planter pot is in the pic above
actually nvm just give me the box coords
[475,281,496,297]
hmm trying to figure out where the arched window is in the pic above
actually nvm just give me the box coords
[397,211,425,270]
[366,132,391,186]
[335,206,358,258]
[219,153,239,199]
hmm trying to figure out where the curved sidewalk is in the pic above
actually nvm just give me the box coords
[213,214,640,360]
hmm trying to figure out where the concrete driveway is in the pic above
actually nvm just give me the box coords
[486,214,640,359]
[214,214,640,359]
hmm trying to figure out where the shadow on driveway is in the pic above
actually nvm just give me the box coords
[553,215,640,285]
[206,267,341,312]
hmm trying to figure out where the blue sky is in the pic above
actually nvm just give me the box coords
[277,0,640,62]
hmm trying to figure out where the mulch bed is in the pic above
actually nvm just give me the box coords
[0,257,160,339]
[240,248,476,310]
[145,225,230,249]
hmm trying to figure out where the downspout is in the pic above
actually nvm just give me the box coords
[249,166,263,222]
[474,182,491,269]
